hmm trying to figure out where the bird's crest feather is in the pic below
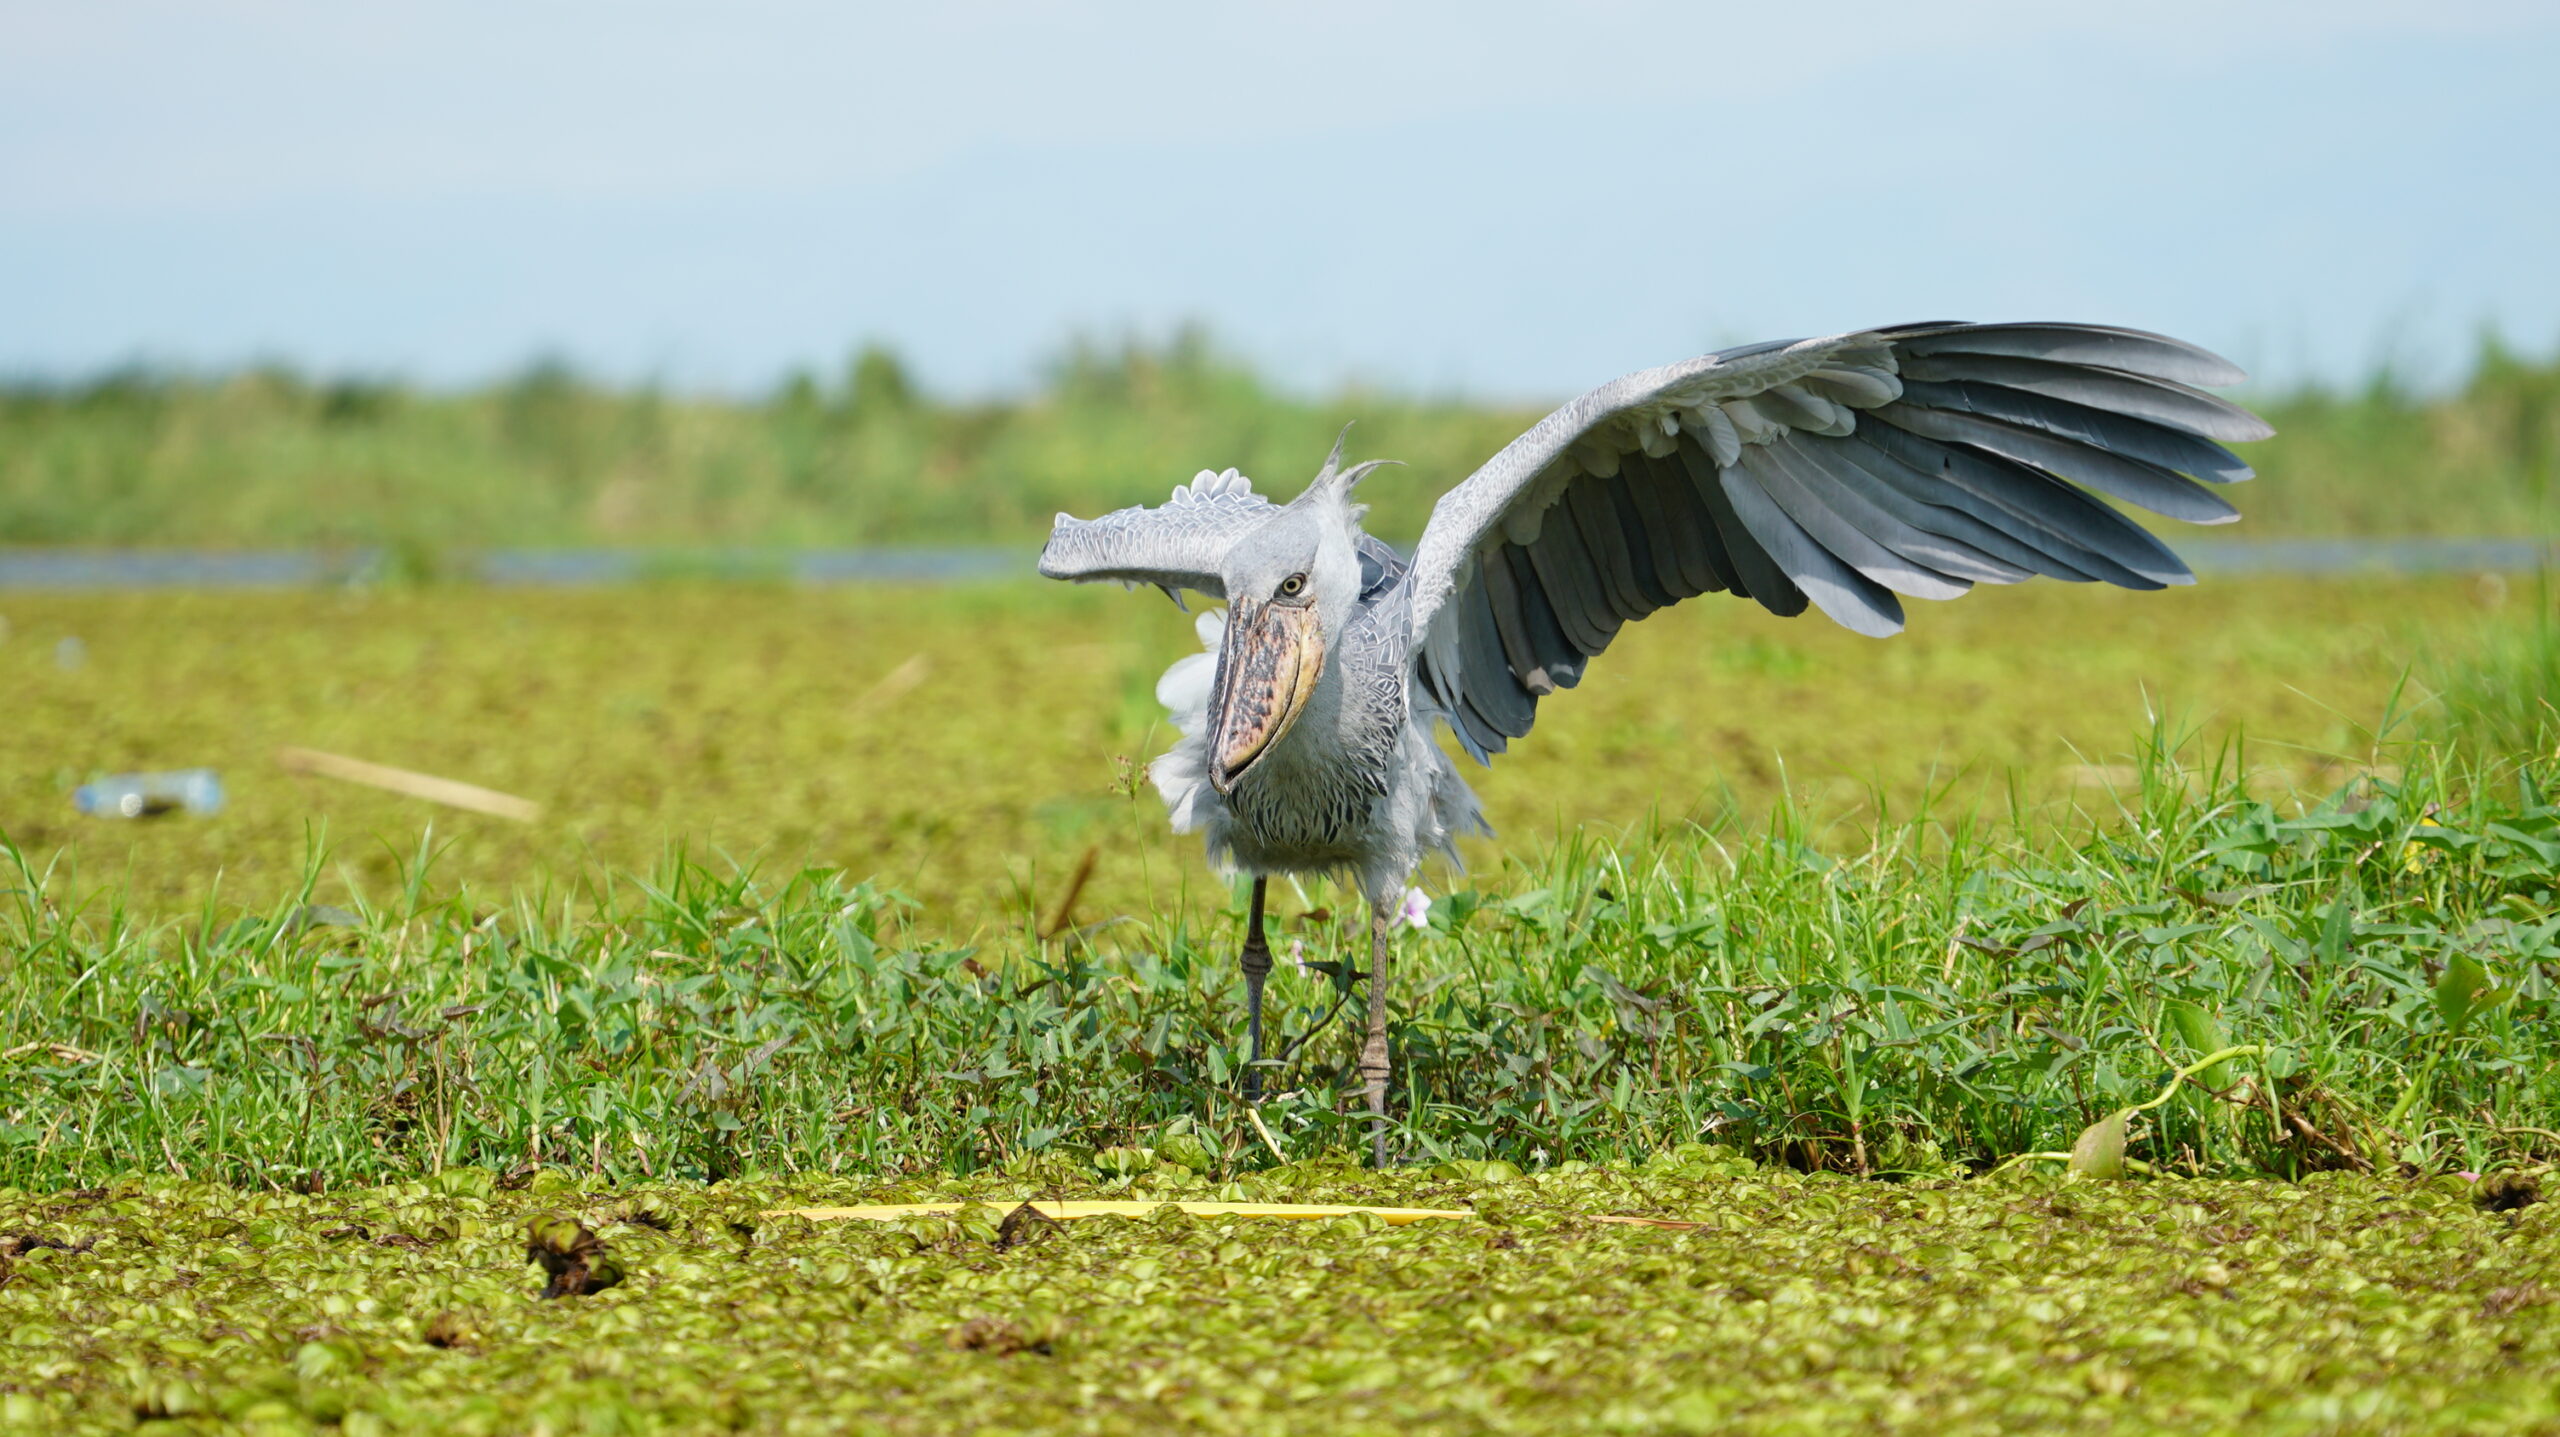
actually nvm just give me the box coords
[1297,423,1400,524]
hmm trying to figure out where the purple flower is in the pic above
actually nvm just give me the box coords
[1399,888,1431,931]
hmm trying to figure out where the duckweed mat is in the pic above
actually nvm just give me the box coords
[0,575,2489,926]
[771,1201,1474,1225]
[4,1162,2556,1435]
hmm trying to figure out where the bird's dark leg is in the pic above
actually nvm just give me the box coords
[1239,878,1273,1103]
[1361,898,1393,1168]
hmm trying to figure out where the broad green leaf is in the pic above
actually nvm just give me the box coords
[2434,953,2493,1034]
[2164,1001,2232,1092]
[2068,1110,2128,1179]
[2318,892,2355,967]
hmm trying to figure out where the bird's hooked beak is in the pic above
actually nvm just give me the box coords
[1207,598,1324,794]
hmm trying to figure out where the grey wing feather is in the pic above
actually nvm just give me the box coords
[1894,353,2272,444]
[1036,468,1276,602]
[1891,323,2246,388]
[1404,320,2270,762]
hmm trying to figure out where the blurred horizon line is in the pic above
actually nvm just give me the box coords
[8,318,2558,406]
[3,537,2553,591]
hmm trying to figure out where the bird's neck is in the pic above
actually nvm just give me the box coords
[1249,638,1397,797]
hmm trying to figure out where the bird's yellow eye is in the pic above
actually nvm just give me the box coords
[1279,574,1307,597]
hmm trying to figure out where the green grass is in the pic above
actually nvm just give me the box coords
[5,552,2559,1426]
[2436,571,2560,762]
[1,1165,2554,1435]
[0,576,2497,929]
[3,335,2555,552]
[5,576,2549,1190]
[5,730,2554,1191]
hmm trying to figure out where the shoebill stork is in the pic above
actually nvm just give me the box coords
[1038,320,2270,1165]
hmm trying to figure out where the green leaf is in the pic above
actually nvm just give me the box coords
[2163,1001,2232,1090]
[2318,891,2355,967]
[2434,953,2493,1034]
[1157,1132,1215,1175]
[2068,1110,2128,1179]
[1094,1145,1155,1178]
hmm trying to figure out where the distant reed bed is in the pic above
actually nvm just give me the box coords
[3,333,2553,554]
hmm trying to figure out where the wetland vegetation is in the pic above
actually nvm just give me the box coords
[4,1165,2555,1435]
[2,342,2557,1430]
[2,334,2555,554]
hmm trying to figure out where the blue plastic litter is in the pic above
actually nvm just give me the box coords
[73,769,225,818]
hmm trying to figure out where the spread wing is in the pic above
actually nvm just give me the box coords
[1037,468,1277,601]
[1404,321,2273,761]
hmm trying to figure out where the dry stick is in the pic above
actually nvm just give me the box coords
[433,1027,452,1176]
[2289,1110,2373,1170]
[1591,1214,1706,1230]
[1246,1104,1289,1165]
[3,1041,101,1064]
[277,747,540,822]
[1039,846,1099,941]
[850,653,932,714]
[774,1200,1472,1225]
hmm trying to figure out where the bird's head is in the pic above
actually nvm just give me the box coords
[1205,432,1395,794]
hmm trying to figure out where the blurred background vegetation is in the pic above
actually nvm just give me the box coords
[3,330,2557,931]
[3,336,2557,1190]
[0,576,2496,930]
[3,330,2555,555]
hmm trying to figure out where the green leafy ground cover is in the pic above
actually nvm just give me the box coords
[0,1164,2554,1434]
[2,337,2554,551]
[0,576,2504,926]
[4,555,2557,1427]
[5,740,2554,1190]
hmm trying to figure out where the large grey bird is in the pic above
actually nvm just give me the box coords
[1038,320,2270,1165]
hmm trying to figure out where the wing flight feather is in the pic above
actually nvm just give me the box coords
[1403,320,2270,761]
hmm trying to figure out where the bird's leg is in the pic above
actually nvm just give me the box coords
[1361,897,1394,1168]
[1239,878,1273,1103]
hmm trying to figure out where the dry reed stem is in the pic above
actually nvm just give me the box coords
[276,747,540,821]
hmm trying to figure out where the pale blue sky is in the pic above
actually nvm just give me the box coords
[5,2,2555,397]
